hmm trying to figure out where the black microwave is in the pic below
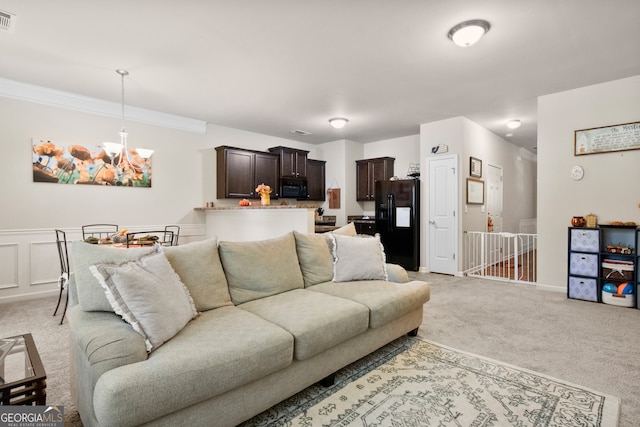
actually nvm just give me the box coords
[280,178,308,199]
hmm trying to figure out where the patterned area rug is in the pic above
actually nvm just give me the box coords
[242,336,620,427]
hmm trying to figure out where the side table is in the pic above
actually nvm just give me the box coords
[0,333,46,405]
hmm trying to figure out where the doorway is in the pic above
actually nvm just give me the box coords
[486,164,503,233]
[427,155,458,275]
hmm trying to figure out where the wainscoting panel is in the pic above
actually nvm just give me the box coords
[0,242,19,290]
[30,240,59,286]
[0,224,206,304]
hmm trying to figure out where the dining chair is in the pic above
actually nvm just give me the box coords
[82,224,119,241]
[125,230,175,247]
[53,229,71,324]
[164,225,180,246]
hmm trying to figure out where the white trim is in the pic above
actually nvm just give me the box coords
[535,283,566,293]
[0,77,207,134]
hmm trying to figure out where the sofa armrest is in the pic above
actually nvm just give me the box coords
[385,263,409,283]
[67,305,147,376]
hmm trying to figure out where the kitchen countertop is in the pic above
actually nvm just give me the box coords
[348,215,375,223]
[195,205,316,211]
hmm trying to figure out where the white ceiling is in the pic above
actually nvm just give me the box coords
[1,1,639,152]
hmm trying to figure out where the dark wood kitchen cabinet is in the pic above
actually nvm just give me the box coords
[216,146,279,199]
[306,159,326,201]
[269,146,308,178]
[356,157,394,201]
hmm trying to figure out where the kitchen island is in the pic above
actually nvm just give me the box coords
[195,205,316,242]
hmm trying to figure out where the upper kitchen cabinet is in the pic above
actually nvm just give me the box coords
[356,157,394,201]
[216,146,279,199]
[306,159,326,201]
[269,146,309,178]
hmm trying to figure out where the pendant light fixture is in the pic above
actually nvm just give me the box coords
[448,20,490,47]
[102,69,153,185]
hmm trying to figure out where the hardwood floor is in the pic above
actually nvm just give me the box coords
[482,249,537,282]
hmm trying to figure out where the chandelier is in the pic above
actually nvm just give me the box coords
[102,69,153,186]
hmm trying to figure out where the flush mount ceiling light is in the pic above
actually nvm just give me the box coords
[448,19,490,47]
[507,119,522,129]
[329,117,349,129]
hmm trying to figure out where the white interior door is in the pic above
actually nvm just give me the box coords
[486,164,503,233]
[428,155,458,275]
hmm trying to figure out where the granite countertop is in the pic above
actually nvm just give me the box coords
[195,205,316,211]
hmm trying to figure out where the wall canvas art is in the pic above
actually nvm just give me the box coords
[32,139,152,187]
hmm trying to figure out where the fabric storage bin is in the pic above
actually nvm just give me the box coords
[568,277,598,302]
[569,253,598,277]
[570,229,599,253]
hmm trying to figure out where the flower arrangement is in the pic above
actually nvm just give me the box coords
[255,183,272,205]
[255,183,272,197]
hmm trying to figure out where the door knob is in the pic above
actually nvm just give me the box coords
[429,220,436,225]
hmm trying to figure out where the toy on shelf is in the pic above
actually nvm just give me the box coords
[602,281,635,307]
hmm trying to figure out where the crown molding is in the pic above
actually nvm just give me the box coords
[0,77,207,134]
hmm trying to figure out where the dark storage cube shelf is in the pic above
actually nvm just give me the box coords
[567,226,639,309]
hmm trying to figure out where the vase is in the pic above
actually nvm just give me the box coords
[260,194,270,206]
[571,216,585,227]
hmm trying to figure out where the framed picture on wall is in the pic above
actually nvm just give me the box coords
[470,157,482,178]
[467,178,484,204]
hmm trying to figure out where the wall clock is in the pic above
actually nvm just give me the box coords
[571,165,584,181]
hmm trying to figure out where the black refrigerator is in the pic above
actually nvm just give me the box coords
[375,179,420,271]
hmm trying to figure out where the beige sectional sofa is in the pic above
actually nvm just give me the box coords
[67,229,430,426]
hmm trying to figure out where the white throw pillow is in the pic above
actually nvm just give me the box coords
[330,234,388,282]
[90,251,198,352]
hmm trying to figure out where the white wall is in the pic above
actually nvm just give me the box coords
[314,139,350,225]
[463,119,537,234]
[2,97,208,230]
[537,75,640,289]
[420,116,537,273]
[1,96,211,302]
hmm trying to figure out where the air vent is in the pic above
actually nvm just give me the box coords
[290,129,312,136]
[0,10,16,33]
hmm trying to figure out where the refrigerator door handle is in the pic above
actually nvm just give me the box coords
[387,194,394,232]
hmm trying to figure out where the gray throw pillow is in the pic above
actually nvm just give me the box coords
[330,234,388,282]
[162,239,232,312]
[218,232,304,304]
[90,251,197,352]
[293,231,334,287]
[71,241,159,312]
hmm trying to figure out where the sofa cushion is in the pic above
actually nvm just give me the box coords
[308,280,430,328]
[67,306,148,376]
[330,234,388,282]
[219,232,304,304]
[93,306,293,426]
[71,241,159,312]
[385,263,410,283]
[330,222,357,236]
[90,251,198,352]
[163,239,233,312]
[293,231,334,287]
[239,289,369,360]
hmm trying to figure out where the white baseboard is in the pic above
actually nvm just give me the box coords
[535,283,566,293]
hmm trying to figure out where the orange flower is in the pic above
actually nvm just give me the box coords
[33,141,64,157]
[255,183,272,196]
